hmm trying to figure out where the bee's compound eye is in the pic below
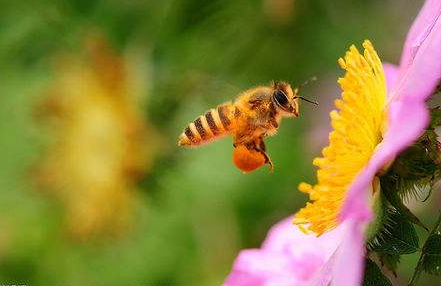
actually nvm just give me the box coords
[274,90,288,106]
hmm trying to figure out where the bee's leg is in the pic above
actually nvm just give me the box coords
[254,138,274,172]
[233,133,247,148]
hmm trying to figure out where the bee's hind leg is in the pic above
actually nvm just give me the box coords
[254,138,274,172]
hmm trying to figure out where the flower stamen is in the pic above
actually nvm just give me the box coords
[294,40,387,235]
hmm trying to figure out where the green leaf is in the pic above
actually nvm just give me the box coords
[382,126,441,204]
[389,131,441,180]
[410,211,441,285]
[420,231,441,275]
[363,259,392,286]
[381,178,428,231]
[372,210,419,255]
[378,253,400,276]
[430,107,441,128]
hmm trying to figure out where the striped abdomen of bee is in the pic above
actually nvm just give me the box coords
[178,102,235,147]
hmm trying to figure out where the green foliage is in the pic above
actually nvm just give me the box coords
[378,253,400,276]
[386,129,441,200]
[363,259,392,286]
[429,107,441,129]
[420,231,441,275]
[366,192,387,241]
[370,209,419,255]
[373,108,441,285]
[380,177,428,231]
[383,110,441,205]
[410,212,441,285]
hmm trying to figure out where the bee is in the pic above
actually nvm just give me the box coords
[178,80,317,173]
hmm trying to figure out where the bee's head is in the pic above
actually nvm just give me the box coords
[271,81,299,117]
[271,80,317,117]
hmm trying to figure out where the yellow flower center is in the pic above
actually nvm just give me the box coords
[294,40,387,235]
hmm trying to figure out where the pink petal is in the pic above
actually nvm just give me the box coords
[224,249,298,286]
[399,0,441,72]
[394,14,441,101]
[342,6,438,218]
[224,217,346,286]
[262,217,342,258]
[337,4,440,284]
[331,219,366,286]
[385,100,430,152]
[383,63,399,93]
[338,99,429,285]
[341,0,441,231]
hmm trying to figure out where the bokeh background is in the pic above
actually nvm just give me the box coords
[1,0,439,285]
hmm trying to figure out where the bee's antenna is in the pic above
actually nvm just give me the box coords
[295,96,319,106]
[293,76,318,106]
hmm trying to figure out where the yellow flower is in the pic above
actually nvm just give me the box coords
[34,36,157,240]
[294,40,387,235]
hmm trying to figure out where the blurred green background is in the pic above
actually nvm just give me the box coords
[1,0,439,285]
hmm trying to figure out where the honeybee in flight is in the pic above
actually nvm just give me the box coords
[178,80,317,173]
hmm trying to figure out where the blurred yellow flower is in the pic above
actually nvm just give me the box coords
[34,36,157,240]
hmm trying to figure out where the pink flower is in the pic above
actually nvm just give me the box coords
[224,1,441,285]
[224,217,345,286]
[338,0,441,284]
